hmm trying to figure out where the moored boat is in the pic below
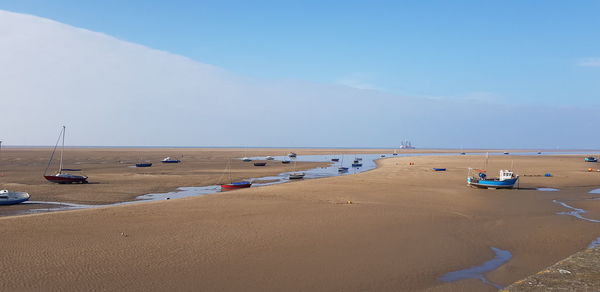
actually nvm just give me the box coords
[0,190,30,205]
[43,126,88,184]
[351,159,362,167]
[136,163,152,167]
[433,168,446,171]
[467,168,519,189]
[331,158,340,162]
[253,162,267,166]
[288,152,297,158]
[265,156,275,160]
[242,157,252,162]
[220,181,252,191]
[289,172,305,179]
[585,157,598,162]
[338,167,349,172]
[161,157,181,163]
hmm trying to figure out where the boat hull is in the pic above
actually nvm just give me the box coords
[0,191,30,205]
[281,160,291,164]
[136,163,153,167]
[44,175,88,184]
[161,160,180,163]
[253,162,267,166]
[351,163,362,167]
[220,182,252,191]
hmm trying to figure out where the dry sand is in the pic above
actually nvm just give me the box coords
[1,149,599,291]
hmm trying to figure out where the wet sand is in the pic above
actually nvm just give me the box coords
[1,149,599,291]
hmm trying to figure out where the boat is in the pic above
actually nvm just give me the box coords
[338,167,349,172]
[331,158,340,162]
[265,156,275,160]
[135,162,152,167]
[221,181,252,191]
[161,157,181,163]
[0,189,30,205]
[242,157,252,162]
[460,152,466,155]
[503,152,510,155]
[467,168,519,189]
[585,157,598,162]
[433,168,446,171]
[253,162,267,166]
[537,152,542,155]
[380,155,385,157]
[220,160,252,191]
[288,152,297,158]
[288,158,305,179]
[351,159,362,167]
[356,157,363,161]
[43,126,88,184]
[281,160,291,164]
[0,141,30,205]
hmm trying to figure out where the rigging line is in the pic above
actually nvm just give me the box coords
[44,127,64,176]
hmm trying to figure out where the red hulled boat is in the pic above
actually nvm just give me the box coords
[44,126,89,184]
[220,181,252,191]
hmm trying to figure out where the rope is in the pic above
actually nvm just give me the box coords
[44,128,64,176]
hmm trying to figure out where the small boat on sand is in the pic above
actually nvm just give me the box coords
[253,162,267,166]
[288,152,297,158]
[281,160,291,164]
[460,152,466,155]
[161,157,181,163]
[0,190,30,205]
[433,168,446,171]
[242,157,252,162]
[467,169,519,189]
[331,158,340,162]
[136,163,152,167]
[585,157,598,162]
[351,159,362,167]
[503,152,510,155]
[265,156,275,160]
[221,181,252,191]
[43,126,88,184]
[289,172,305,179]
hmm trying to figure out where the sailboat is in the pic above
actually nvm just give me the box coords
[43,126,88,184]
[0,141,30,205]
[338,155,349,172]
[220,159,251,191]
[288,158,305,179]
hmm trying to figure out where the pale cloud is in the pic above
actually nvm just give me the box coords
[335,73,382,90]
[577,58,600,67]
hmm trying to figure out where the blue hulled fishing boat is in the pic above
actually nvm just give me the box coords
[467,169,519,189]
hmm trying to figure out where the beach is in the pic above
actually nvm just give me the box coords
[1,149,599,291]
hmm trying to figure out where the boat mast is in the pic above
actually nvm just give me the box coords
[58,126,66,174]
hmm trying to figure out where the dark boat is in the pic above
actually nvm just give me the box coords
[44,126,88,184]
[253,162,267,166]
[351,159,362,167]
[288,152,297,158]
[0,142,31,205]
[161,157,181,163]
[585,157,598,162]
[460,152,466,155]
[136,163,152,167]
[433,168,446,171]
[331,158,340,162]
[503,152,510,155]
[282,160,291,164]
[221,181,252,191]
[338,167,349,172]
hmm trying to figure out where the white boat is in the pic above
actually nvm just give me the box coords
[242,157,252,162]
[0,190,30,205]
[0,141,30,205]
[265,156,275,160]
[161,157,181,163]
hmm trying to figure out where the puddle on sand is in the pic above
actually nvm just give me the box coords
[553,200,600,223]
[537,188,559,192]
[438,247,512,289]
[589,189,600,194]
[588,237,600,249]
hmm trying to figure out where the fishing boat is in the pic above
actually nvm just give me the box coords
[161,157,181,163]
[351,159,362,167]
[585,157,598,162]
[265,156,275,160]
[467,168,519,189]
[253,162,267,166]
[281,160,291,164]
[433,168,447,171]
[0,190,30,205]
[0,141,31,205]
[43,126,88,184]
[135,162,152,167]
[288,152,297,158]
[331,158,340,162]
[242,157,252,162]
[220,160,252,191]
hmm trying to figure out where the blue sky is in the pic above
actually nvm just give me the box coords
[2,0,599,106]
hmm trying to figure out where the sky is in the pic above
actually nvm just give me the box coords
[2,0,600,106]
[0,2,598,148]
